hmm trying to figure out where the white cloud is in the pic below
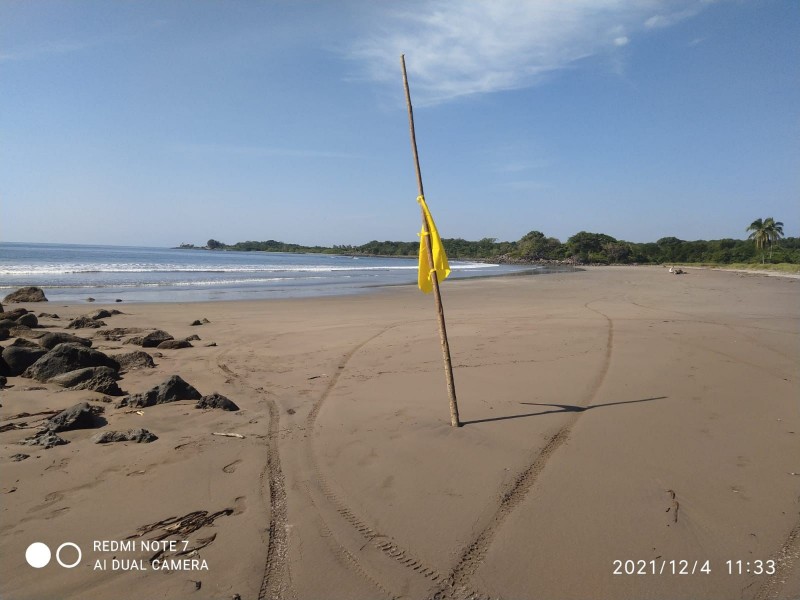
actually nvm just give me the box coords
[352,1,723,105]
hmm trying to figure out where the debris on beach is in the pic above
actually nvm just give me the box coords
[212,432,245,439]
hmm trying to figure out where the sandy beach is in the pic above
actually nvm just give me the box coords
[1,266,798,600]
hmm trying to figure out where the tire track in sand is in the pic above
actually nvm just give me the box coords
[214,352,293,600]
[429,301,615,600]
[304,325,462,597]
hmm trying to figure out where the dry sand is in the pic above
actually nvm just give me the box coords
[1,266,798,600]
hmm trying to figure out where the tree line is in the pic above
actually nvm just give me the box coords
[191,218,796,265]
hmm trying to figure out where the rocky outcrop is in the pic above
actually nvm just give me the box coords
[86,309,120,320]
[16,313,38,328]
[24,343,120,382]
[67,316,105,329]
[156,339,192,349]
[196,393,240,411]
[141,330,174,348]
[3,287,48,303]
[117,375,201,408]
[20,431,68,448]
[39,332,93,350]
[1,345,48,376]
[0,308,29,321]
[91,429,157,444]
[46,402,104,432]
[114,351,155,372]
[48,366,123,395]
[95,327,143,341]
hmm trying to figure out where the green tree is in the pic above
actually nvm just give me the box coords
[764,217,784,261]
[746,218,783,263]
[207,239,225,250]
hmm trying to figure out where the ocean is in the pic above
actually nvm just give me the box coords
[0,242,550,303]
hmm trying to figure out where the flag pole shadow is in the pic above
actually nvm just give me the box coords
[461,396,668,426]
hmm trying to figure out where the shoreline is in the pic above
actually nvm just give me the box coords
[1,266,798,600]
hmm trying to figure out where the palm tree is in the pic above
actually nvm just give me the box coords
[746,217,784,263]
[747,218,768,263]
[764,217,784,260]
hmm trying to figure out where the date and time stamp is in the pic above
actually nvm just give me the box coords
[613,559,776,576]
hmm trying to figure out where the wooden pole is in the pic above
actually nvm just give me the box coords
[400,54,461,428]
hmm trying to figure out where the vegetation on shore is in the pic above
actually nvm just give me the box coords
[179,218,798,266]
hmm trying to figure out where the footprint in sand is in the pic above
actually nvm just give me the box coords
[233,496,247,515]
[223,459,241,474]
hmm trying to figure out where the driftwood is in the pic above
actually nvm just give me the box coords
[212,432,245,439]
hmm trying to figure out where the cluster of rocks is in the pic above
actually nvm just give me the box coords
[1,287,237,453]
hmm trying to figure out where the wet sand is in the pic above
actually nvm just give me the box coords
[1,266,798,600]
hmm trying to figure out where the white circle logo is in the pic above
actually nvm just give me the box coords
[56,542,82,569]
[25,542,51,568]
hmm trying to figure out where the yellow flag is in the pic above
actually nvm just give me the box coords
[417,195,450,293]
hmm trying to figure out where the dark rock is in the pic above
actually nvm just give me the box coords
[46,402,104,432]
[24,343,120,382]
[16,313,38,328]
[10,453,29,461]
[38,313,60,319]
[115,299,123,303]
[0,308,29,321]
[0,375,7,388]
[86,297,95,302]
[20,431,67,448]
[86,309,113,320]
[190,320,203,326]
[141,330,174,348]
[205,342,217,347]
[201,318,210,324]
[39,332,93,350]
[185,334,201,341]
[0,329,8,341]
[157,339,192,350]
[0,320,17,332]
[196,393,240,411]
[123,336,144,346]
[91,429,157,444]
[49,366,123,395]
[114,351,155,372]
[67,316,105,329]
[95,327,143,341]
[10,338,40,348]
[2,346,48,376]
[117,375,202,408]
[3,287,48,303]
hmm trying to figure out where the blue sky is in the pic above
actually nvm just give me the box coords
[1,0,798,247]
